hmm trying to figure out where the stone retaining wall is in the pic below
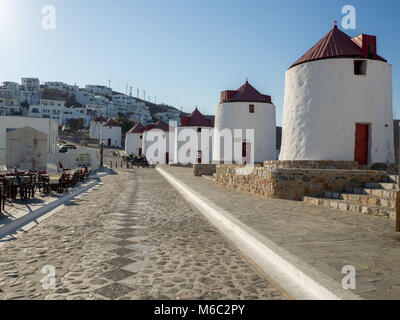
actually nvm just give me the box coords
[193,164,217,177]
[263,160,361,170]
[216,165,387,201]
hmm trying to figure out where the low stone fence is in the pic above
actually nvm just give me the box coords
[193,164,217,177]
[216,165,387,201]
[263,160,361,170]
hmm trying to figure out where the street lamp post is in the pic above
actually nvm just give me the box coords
[100,140,104,168]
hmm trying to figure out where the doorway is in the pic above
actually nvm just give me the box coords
[107,138,111,147]
[355,123,370,165]
[242,142,251,165]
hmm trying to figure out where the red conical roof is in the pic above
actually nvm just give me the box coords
[220,81,272,104]
[180,108,212,127]
[290,24,386,69]
[102,118,120,127]
[93,115,107,122]
[127,122,145,134]
[144,118,172,132]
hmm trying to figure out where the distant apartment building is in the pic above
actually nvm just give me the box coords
[85,85,112,98]
[112,93,152,123]
[0,82,22,115]
[21,78,40,104]
[154,109,181,125]
[63,107,91,127]
[44,81,77,97]
[28,98,67,125]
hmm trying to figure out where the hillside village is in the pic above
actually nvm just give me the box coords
[0,79,187,127]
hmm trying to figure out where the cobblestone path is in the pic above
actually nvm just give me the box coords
[0,168,288,300]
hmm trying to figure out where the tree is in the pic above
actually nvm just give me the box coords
[115,116,135,138]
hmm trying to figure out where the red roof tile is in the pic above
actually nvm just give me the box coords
[180,108,212,127]
[144,118,172,132]
[93,115,107,122]
[102,118,120,127]
[290,24,387,69]
[127,122,145,134]
[220,81,272,104]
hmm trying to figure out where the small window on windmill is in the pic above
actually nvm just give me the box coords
[140,135,142,140]
[354,60,367,76]
[249,104,255,113]
[197,127,202,133]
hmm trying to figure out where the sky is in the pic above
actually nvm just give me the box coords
[0,0,399,125]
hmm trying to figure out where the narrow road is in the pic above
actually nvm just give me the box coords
[0,168,288,300]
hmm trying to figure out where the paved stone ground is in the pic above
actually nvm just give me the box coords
[0,179,97,234]
[0,168,288,300]
[160,166,400,300]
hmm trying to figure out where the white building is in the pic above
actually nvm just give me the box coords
[85,85,112,98]
[213,81,276,164]
[0,116,59,166]
[143,119,175,164]
[279,24,394,165]
[100,119,122,148]
[155,108,181,125]
[174,108,213,164]
[63,107,91,127]
[0,82,22,115]
[125,122,145,156]
[28,99,67,125]
[21,78,40,104]
[45,82,77,97]
[89,116,107,140]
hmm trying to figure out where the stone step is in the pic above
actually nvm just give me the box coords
[343,187,397,199]
[303,196,396,220]
[364,182,398,190]
[381,175,400,183]
[323,191,395,208]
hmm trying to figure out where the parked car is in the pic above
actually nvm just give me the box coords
[59,144,77,153]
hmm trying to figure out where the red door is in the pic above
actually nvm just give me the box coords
[355,124,369,165]
[139,148,142,156]
[107,138,111,146]
[242,142,251,164]
[197,150,202,164]
[165,152,169,165]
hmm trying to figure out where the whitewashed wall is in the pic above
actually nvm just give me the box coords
[279,58,394,164]
[89,121,102,140]
[213,101,276,163]
[0,117,58,166]
[174,127,213,164]
[143,129,175,164]
[125,132,143,156]
[100,126,122,148]
[49,148,99,171]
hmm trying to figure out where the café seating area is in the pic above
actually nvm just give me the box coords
[0,167,91,215]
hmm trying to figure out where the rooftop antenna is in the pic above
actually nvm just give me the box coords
[129,86,133,96]
[137,88,139,98]
[108,80,111,89]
